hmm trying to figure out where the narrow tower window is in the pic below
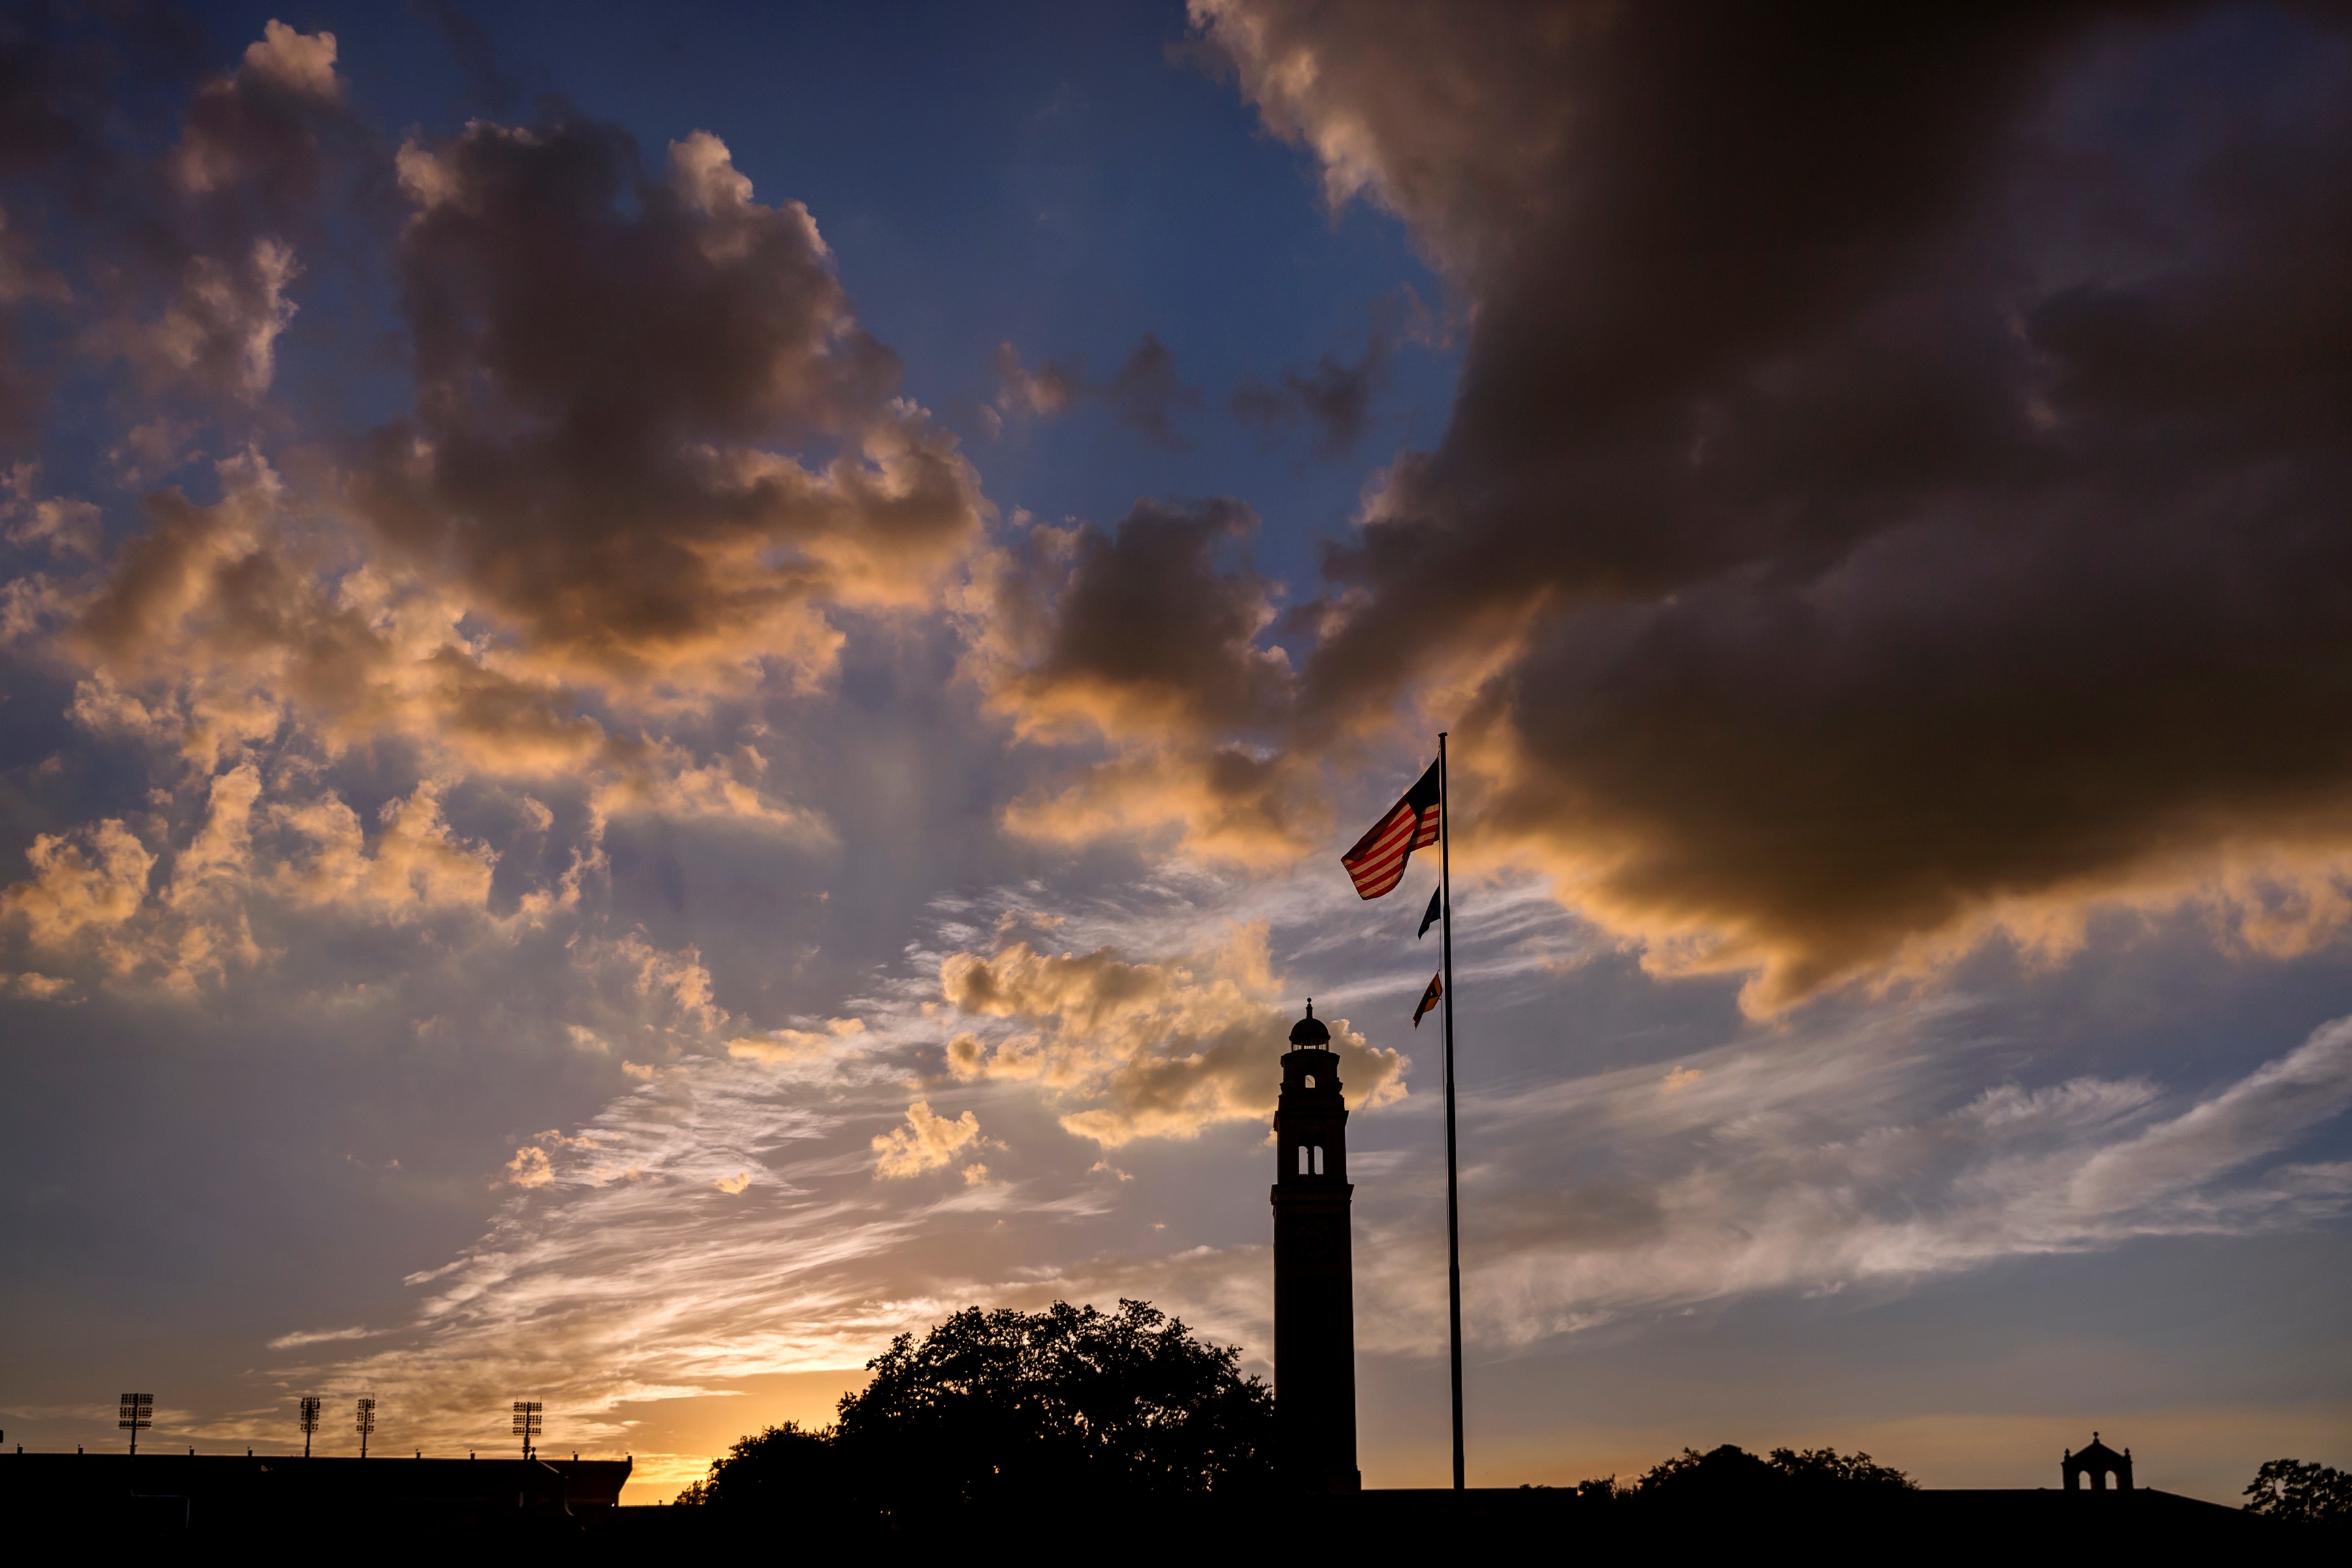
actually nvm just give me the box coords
[1303,1073,1316,1088]
[1313,1145,1325,1175]
[1298,1145,1311,1174]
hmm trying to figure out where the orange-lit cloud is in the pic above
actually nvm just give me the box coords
[872,1099,984,1177]
[939,922,1404,1145]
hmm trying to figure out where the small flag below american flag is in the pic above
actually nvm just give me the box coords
[1412,972,1442,1027]
[1341,757,1441,900]
[1418,887,1443,939]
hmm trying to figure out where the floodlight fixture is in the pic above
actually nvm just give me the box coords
[118,1392,153,1458]
[511,1399,542,1460]
[298,1394,322,1458]
[355,1396,377,1460]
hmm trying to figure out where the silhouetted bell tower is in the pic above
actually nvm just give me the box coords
[1271,1000,1360,1492]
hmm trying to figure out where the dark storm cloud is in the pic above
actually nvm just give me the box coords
[1192,0,2352,1007]
[968,497,1319,857]
[353,114,984,687]
[1020,497,1288,734]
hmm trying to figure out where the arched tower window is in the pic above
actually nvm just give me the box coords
[1303,1073,1316,1088]
[1313,1146,1325,1175]
[1298,1146,1311,1175]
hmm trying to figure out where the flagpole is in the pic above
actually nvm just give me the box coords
[1437,730,1464,1490]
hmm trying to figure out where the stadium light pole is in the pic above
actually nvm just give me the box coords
[355,1396,376,1460]
[512,1401,542,1460]
[118,1393,152,1458]
[298,1395,321,1458]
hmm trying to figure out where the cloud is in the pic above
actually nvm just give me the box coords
[3,970,76,1000]
[65,20,365,403]
[728,1016,864,1065]
[3,74,990,998]
[168,20,351,202]
[3,463,101,557]
[990,341,1081,422]
[265,1324,377,1350]
[1102,333,1200,448]
[975,498,1290,743]
[938,921,1405,1145]
[414,0,522,114]
[593,932,727,1037]
[1187,0,2352,1010]
[2,819,154,949]
[269,780,497,921]
[870,1099,983,1177]
[1403,1008,2352,1352]
[358,116,984,693]
[0,756,525,996]
[63,447,614,779]
[964,498,1319,861]
[123,239,301,399]
[260,1059,905,1468]
[504,1145,554,1188]
[1230,305,1409,458]
[984,335,1198,448]
[235,848,2352,1469]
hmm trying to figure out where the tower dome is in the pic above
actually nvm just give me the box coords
[1289,1000,1331,1047]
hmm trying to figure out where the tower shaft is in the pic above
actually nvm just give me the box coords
[1271,1013,1360,1493]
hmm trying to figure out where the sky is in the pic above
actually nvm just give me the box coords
[2,0,2349,1505]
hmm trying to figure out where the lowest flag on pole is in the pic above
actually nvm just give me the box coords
[1413,972,1442,1026]
[1341,758,1441,900]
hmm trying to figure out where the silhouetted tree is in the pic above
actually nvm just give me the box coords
[1766,1446,1918,1492]
[2243,1459,2351,1526]
[683,1299,1271,1524]
[1578,1444,1917,1509]
[1637,1444,1787,1503]
[674,1421,838,1510]
[836,1298,1272,1516]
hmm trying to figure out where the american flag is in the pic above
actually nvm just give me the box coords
[1341,757,1441,900]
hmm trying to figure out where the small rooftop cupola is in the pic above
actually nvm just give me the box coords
[2062,1432,2134,1492]
[1271,1000,1359,1492]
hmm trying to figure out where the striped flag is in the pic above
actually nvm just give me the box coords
[1413,972,1442,1026]
[1341,757,1441,900]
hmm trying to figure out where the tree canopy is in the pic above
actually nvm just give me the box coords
[679,1298,1272,1520]
[2243,1458,2351,1526]
[1577,1444,1917,1505]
